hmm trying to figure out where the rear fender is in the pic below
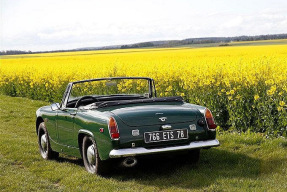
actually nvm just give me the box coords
[78,129,94,158]
[78,126,116,161]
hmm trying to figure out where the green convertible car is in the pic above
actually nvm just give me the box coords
[36,77,219,174]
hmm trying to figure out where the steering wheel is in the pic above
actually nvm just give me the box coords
[75,96,98,108]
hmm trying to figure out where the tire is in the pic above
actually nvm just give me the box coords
[188,149,200,164]
[82,136,109,175]
[37,122,59,160]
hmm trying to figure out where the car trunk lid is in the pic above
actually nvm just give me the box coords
[111,104,198,127]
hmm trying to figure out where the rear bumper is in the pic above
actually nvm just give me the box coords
[109,139,220,158]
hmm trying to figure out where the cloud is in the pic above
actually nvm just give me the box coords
[222,16,244,28]
[1,0,287,51]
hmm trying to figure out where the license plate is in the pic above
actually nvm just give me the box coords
[144,129,188,143]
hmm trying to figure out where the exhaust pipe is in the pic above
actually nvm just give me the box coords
[121,157,137,168]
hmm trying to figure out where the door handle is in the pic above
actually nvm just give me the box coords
[70,112,77,116]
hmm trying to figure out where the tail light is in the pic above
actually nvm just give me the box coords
[108,117,120,140]
[205,108,217,129]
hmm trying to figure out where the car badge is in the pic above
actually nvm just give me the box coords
[132,129,139,136]
[189,124,197,131]
[161,125,172,130]
[159,117,167,122]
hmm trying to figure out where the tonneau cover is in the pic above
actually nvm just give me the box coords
[97,96,183,108]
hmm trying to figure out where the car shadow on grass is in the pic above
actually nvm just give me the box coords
[53,147,266,190]
[105,148,262,190]
[56,155,84,166]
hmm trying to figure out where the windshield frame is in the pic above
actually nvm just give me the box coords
[61,77,156,109]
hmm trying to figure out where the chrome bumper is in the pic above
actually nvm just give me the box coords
[109,139,220,158]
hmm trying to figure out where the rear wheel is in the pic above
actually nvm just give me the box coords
[38,122,59,159]
[188,149,200,164]
[82,136,109,175]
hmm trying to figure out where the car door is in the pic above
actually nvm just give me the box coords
[56,108,78,147]
[44,104,59,142]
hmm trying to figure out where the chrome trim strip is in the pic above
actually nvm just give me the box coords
[49,137,79,150]
[78,129,94,138]
[109,139,220,158]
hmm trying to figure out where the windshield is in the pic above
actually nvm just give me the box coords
[68,78,151,102]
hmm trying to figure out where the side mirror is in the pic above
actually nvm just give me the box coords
[51,103,60,111]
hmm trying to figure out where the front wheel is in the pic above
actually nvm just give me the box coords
[82,136,109,175]
[38,122,59,159]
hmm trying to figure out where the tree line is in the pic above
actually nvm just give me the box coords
[0,50,32,55]
[121,33,287,48]
[1,33,287,55]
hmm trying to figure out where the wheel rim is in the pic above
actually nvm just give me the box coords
[40,134,47,153]
[87,144,95,166]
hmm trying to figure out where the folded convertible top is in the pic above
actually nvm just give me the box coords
[96,96,184,108]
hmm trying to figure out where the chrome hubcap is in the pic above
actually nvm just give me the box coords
[87,144,95,165]
[41,134,47,152]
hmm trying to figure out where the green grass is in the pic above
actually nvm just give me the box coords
[0,95,286,191]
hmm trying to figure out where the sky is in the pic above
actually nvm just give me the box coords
[1,0,287,51]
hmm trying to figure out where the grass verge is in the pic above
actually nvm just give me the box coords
[0,95,286,191]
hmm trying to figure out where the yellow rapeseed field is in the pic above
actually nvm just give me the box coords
[0,45,287,136]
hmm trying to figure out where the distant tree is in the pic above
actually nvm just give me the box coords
[0,50,32,55]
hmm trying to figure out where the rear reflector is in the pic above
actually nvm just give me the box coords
[205,109,217,129]
[108,117,120,139]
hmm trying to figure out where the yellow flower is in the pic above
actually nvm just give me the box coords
[265,79,274,85]
[0,43,287,120]
[279,101,286,107]
[236,95,241,99]
[267,85,276,96]
[166,86,172,92]
[277,106,283,111]
[254,95,260,101]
